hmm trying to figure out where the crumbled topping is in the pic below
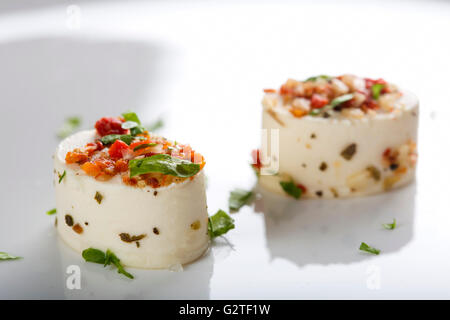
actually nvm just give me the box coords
[264,74,403,119]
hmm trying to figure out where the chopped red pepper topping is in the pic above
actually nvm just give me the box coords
[108,139,130,160]
[310,94,329,109]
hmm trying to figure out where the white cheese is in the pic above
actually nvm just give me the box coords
[54,130,209,269]
[259,91,419,198]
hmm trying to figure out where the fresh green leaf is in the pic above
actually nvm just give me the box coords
[0,252,21,261]
[46,208,57,215]
[57,116,81,139]
[121,112,141,125]
[309,109,322,116]
[121,112,147,135]
[146,119,164,132]
[279,181,302,199]
[208,209,235,239]
[359,242,380,255]
[305,75,331,82]
[229,188,253,212]
[82,248,134,279]
[329,93,354,108]
[82,248,106,264]
[100,134,134,146]
[58,170,66,184]
[129,154,200,178]
[382,218,396,230]
[371,83,385,100]
[121,121,140,129]
[133,143,157,151]
[106,250,134,279]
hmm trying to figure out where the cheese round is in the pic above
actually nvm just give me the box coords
[259,78,419,199]
[54,130,209,269]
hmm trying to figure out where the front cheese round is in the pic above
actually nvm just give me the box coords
[54,130,209,269]
[259,78,418,199]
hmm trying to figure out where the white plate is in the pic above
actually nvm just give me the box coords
[1,0,450,299]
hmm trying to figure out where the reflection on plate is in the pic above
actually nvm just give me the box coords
[256,183,416,267]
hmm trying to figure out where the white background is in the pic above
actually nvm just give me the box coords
[0,0,449,299]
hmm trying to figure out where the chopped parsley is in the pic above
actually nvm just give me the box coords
[371,83,385,100]
[341,143,357,160]
[0,252,22,261]
[329,93,354,108]
[359,242,380,255]
[279,181,302,199]
[228,188,253,212]
[82,248,134,279]
[305,75,331,82]
[94,191,103,204]
[129,154,200,178]
[58,170,66,184]
[208,209,235,239]
[100,134,134,146]
[57,116,81,139]
[133,143,157,151]
[382,218,396,230]
[46,208,57,215]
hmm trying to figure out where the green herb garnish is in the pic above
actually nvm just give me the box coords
[382,218,396,230]
[0,252,22,261]
[82,248,134,279]
[100,134,134,146]
[359,242,380,255]
[309,109,322,116]
[208,209,235,239]
[329,93,354,108]
[94,191,103,204]
[46,208,57,215]
[305,75,331,82]
[133,143,157,151]
[129,154,200,178]
[57,116,81,139]
[279,181,302,199]
[121,111,141,124]
[58,170,66,184]
[371,83,385,100]
[122,111,146,136]
[146,119,164,132]
[229,188,253,212]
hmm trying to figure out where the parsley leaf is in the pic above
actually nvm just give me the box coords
[0,252,22,261]
[382,218,396,230]
[329,93,354,108]
[129,154,200,178]
[279,181,302,199]
[305,75,331,82]
[121,112,141,125]
[359,242,380,255]
[105,250,134,279]
[133,143,157,151]
[57,116,81,139]
[46,208,57,215]
[309,109,322,116]
[121,111,147,135]
[82,248,134,279]
[229,188,253,212]
[371,83,385,100]
[58,170,66,184]
[208,210,235,239]
[100,134,134,146]
[82,248,106,264]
